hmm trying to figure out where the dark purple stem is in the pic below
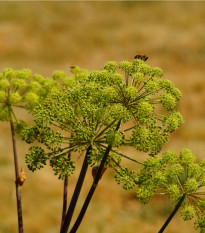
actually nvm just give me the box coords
[10,119,24,233]
[61,152,71,230]
[61,177,68,229]
[60,145,92,233]
[69,120,122,233]
[158,194,186,233]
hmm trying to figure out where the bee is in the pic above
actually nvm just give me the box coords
[70,66,76,69]
[134,54,148,61]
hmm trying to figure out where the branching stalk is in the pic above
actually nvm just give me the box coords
[69,120,122,233]
[158,194,186,233]
[60,145,92,233]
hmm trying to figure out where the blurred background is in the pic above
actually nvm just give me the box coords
[0,2,204,233]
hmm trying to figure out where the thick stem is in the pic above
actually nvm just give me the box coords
[61,177,68,229]
[69,146,112,233]
[10,119,24,233]
[60,145,92,233]
[69,120,122,233]
[158,194,186,233]
[61,153,71,230]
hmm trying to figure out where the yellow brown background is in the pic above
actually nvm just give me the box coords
[0,2,204,233]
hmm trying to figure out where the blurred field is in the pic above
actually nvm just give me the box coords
[0,2,205,233]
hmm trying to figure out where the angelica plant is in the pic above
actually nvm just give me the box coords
[0,68,59,233]
[154,149,205,232]
[115,149,205,232]
[22,58,183,233]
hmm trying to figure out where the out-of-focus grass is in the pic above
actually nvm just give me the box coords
[0,2,204,233]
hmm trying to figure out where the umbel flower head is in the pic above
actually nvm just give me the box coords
[22,58,183,179]
[0,68,62,124]
[125,149,205,232]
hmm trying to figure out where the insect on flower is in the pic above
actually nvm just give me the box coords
[134,54,148,61]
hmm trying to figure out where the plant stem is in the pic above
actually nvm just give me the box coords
[69,120,122,233]
[61,177,68,229]
[60,145,92,233]
[10,119,24,233]
[61,152,72,230]
[158,194,186,233]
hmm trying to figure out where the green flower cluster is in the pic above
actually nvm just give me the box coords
[115,167,138,190]
[133,149,205,231]
[2,59,203,232]
[22,59,183,180]
[0,68,61,122]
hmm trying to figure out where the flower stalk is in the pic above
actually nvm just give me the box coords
[10,118,24,233]
[158,194,186,233]
[61,177,68,229]
[69,120,122,233]
[60,145,92,233]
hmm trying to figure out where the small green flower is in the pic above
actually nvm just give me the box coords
[62,77,76,88]
[105,129,125,147]
[161,93,176,110]
[119,61,133,75]
[184,178,198,192]
[164,111,184,133]
[0,106,10,121]
[25,146,47,171]
[136,185,155,204]
[166,184,181,201]
[16,69,32,80]
[9,92,22,105]
[3,68,15,80]
[169,87,182,101]
[179,148,195,165]
[181,205,196,221]
[132,72,145,84]
[11,79,27,90]
[159,79,174,90]
[53,70,66,81]
[0,79,10,89]
[137,64,152,75]
[135,102,154,123]
[161,151,178,164]
[124,86,138,99]
[144,78,161,94]
[131,126,150,152]
[194,216,205,232]
[0,91,7,102]
[166,163,184,179]
[50,156,75,179]
[28,81,41,93]
[103,61,118,73]
[151,67,163,77]
[24,92,39,108]
[115,167,138,190]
